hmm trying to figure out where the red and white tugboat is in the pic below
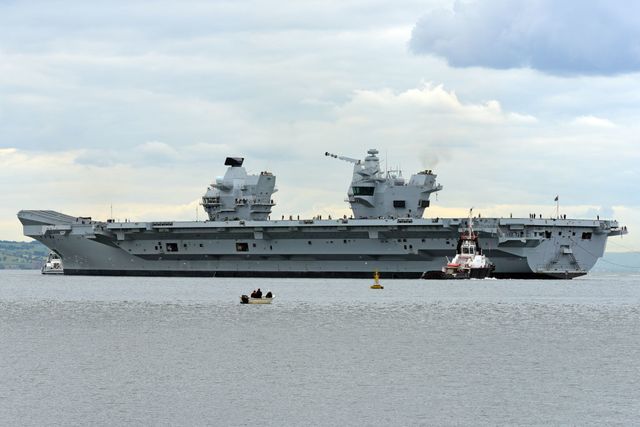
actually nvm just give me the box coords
[422,209,495,280]
[41,252,64,275]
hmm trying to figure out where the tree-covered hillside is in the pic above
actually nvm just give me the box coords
[0,240,49,269]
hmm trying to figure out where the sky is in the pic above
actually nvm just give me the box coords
[1,0,638,252]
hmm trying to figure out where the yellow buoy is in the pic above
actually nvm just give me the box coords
[370,270,384,289]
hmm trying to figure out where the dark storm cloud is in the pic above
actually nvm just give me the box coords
[410,0,640,76]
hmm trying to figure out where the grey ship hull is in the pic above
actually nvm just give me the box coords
[19,210,625,279]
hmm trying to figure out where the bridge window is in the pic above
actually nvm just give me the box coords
[166,243,178,252]
[236,242,249,252]
[419,200,430,208]
[393,200,406,208]
[582,232,592,240]
[352,186,375,196]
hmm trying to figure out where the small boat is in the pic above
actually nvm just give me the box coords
[240,292,274,304]
[41,252,64,275]
[422,209,495,280]
[370,270,384,289]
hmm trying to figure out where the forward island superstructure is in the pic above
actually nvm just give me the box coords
[18,149,627,278]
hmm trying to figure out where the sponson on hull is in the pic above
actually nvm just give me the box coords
[18,149,627,279]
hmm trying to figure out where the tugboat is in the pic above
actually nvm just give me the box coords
[422,209,495,280]
[41,252,64,275]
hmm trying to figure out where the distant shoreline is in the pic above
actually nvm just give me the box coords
[0,240,49,270]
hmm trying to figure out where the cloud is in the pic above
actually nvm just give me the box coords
[337,84,536,126]
[571,115,616,128]
[73,144,178,168]
[410,0,640,76]
[72,141,236,168]
[134,140,178,160]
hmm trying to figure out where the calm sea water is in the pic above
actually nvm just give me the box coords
[1,270,639,426]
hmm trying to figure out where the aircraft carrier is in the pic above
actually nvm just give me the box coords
[18,149,627,278]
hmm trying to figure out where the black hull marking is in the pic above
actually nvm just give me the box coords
[63,269,584,279]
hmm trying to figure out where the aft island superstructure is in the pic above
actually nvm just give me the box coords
[18,149,627,278]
